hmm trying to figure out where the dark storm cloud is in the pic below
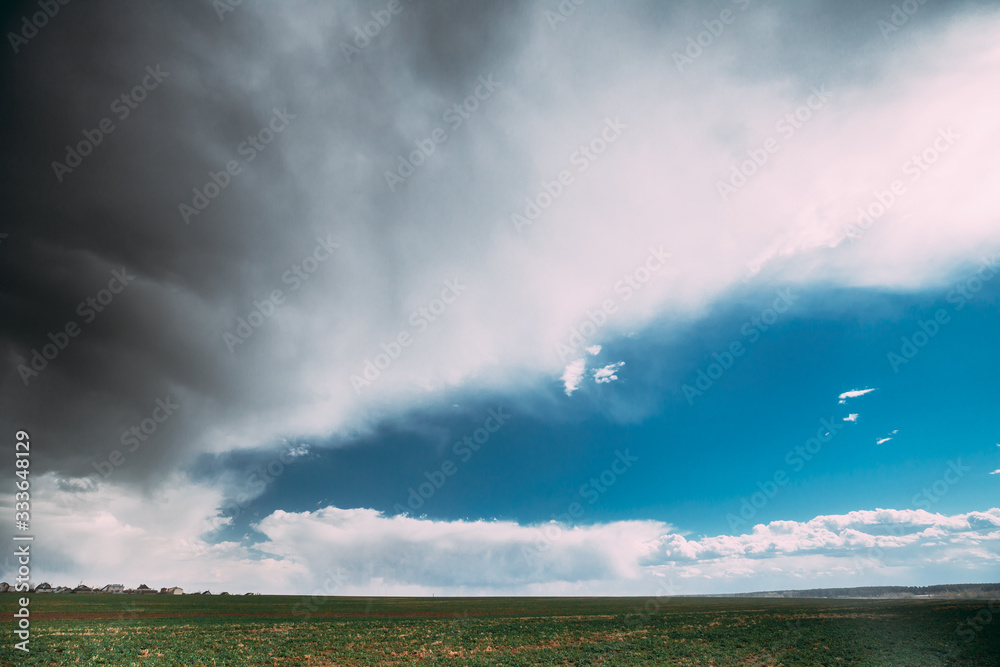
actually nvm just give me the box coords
[0,0,529,483]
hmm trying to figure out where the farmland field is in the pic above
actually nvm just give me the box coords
[1,594,998,665]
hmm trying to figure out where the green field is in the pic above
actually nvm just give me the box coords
[1,593,997,665]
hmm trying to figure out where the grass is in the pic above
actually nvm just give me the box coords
[1,593,997,665]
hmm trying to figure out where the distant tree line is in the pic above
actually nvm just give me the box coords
[716,583,1000,599]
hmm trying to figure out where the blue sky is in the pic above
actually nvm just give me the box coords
[2,0,999,595]
[209,267,1000,536]
[183,259,999,593]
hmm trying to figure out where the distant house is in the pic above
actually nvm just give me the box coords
[135,584,156,594]
[73,584,94,594]
[53,586,73,594]
[100,584,124,593]
[163,587,183,595]
[35,582,52,593]
[0,582,10,593]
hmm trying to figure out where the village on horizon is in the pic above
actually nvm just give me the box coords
[0,582,259,596]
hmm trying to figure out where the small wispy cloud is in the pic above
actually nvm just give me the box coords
[594,362,625,384]
[585,345,602,356]
[843,413,859,422]
[285,444,311,459]
[562,359,586,396]
[876,430,898,446]
[838,388,876,404]
[989,469,1000,475]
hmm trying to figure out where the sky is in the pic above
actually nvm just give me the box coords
[1,0,999,596]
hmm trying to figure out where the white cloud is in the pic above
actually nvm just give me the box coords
[561,359,586,396]
[585,345,602,356]
[876,428,899,444]
[593,362,625,384]
[844,413,859,422]
[990,469,1000,475]
[285,443,311,459]
[641,508,1000,590]
[0,473,303,594]
[838,388,877,404]
[7,474,998,596]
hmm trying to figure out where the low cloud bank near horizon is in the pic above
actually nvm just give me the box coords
[4,473,997,596]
